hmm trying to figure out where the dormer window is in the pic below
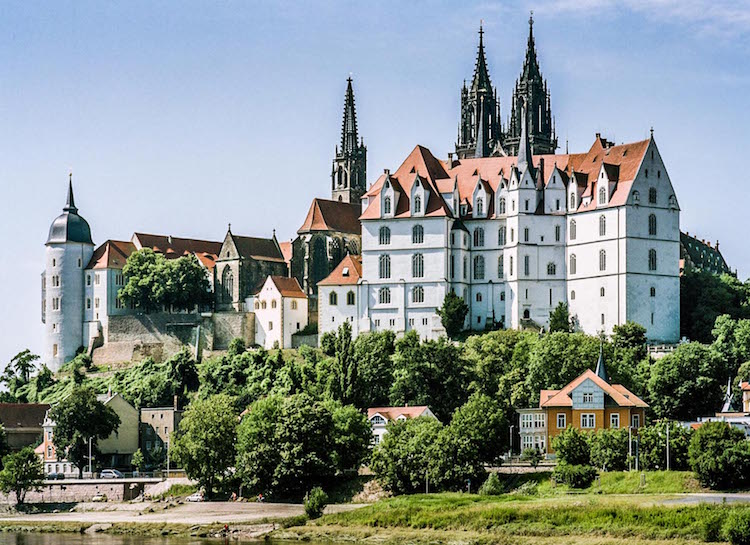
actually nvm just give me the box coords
[342,267,350,277]
[384,197,392,215]
[371,415,385,426]
[414,195,422,214]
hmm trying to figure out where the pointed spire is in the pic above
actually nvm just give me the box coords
[474,98,488,158]
[340,76,358,155]
[595,343,609,383]
[517,101,533,175]
[523,11,540,81]
[471,24,492,92]
[64,172,78,213]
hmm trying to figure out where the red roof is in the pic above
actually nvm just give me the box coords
[539,369,648,409]
[86,240,137,270]
[298,198,361,235]
[268,276,306,298]
[133,233,222,258]
[318,254,362,286]
[279,241,293,265]
[0,403,50,429]
[367,405,432,421]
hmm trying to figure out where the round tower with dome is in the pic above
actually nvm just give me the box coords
[43,176,94,370]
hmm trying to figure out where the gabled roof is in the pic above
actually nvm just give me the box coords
[367,405,432,421]
[268,276,306,298]
[0,403,50,430]
[231,235,285,263]
[318,254,362,286]
[279,241,293,265]
[680,232,731,275]
[539,369,648,409]
[86,240,137,270]
[133,233,222,258]
[298,198,361,235]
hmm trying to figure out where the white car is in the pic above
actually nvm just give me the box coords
[186,492,204,502]
[100,469,124,479]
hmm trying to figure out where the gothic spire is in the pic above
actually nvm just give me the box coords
[64,173,77,214]
[474,98,488,158]
[522,12,540,81]
[595,343,609,383]
[517,102,533,174]
[341,76,359,155]
[471,24,492,93]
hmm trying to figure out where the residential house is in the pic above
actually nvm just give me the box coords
[248,276,308,349]
[367,405,438,445]
[140,402,183,456]
[0,403,49,450]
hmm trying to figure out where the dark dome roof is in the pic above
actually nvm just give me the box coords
[46,180,94,245]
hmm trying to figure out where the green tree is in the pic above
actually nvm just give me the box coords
[589,428,628,471]
[648,343,725,420]
[711,315,750,377]
[163,254,212,311]
[520,447,543,469]
[551,426,590,466]
[639,420,692,471]
[0,425,10,467]
[448,393,508,464]
[119,248,167,312]
[326,401,372,473]
[429,423,486,491]
[10,350,39,384]
[436,291,469,338]
[549,302,572,333]
[0,447,45,505]
[131,448,145,472]
[689,420,750,489]
[681,270,750,343]
[327,322,359,405]
[172,394,238,498]
[236,395,283,494]
[49,387,120,478]
[353,331,396,407]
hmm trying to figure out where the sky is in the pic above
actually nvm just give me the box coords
[1,0,749,367]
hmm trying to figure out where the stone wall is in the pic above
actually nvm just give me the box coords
[2,478,161,503]
[291,333,318,349]
[210,311,255,350]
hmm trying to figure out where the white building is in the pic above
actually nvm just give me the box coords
[367,405,438,444]
[317,254,363,334]
[248,276,308,349]
[319,123,680,343]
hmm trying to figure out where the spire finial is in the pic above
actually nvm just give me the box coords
[228,223,232,233]
[64,173,77,213]
[650,126,654,137]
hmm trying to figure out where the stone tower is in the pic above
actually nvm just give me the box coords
[331,77,367,204]
[43,176,94,371]
[504,14,557,156]
[455,25,504,159]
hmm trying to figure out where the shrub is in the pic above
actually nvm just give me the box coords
[509,481,538,496]
[725,509,750,545]
[552,463,597,489]
[701,512,726,542]
[304,487,329,519]
[520,447,543,468]
[689,421,750,489]
[551,427,590,466]
[478,472,503,495]
[589,428,629,471]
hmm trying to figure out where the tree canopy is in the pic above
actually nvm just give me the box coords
[436,291,469,338]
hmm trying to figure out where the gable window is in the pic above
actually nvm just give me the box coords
[378,287,391,304]
[412,224,424,244]
[599,215,606,236]
[414,195,422,214]
[570,254,577,275]
[570,220,576,240]
[379,226,391,245]
[498,227,507,245]
[379,255,391,279]
[582,392,594,403]
[499,198,506,214]
[599,250,606,271]
[412,253,424,278]
[371,415,386,426]
[648,214,657,236]
[547,262,556,276]
[271,299,277,309]
[598,186,606,204]
[291,300,298,309]
[412,285,424,303]
[473,228,484,247]
[569,193,576,209]
[473,255,485,279]
[329,292,338,305]
[476,197,484,216]
[383,197,392,215]
[633,190,640,204]
[557,413,566,429]
[581,413,595,429]
[648,249,657,271]
[347,291,355,305]
[649,187,657,204]
[610,413,620,429]
[524,199,529,211]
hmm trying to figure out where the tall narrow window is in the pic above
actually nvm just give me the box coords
[524,227,530,242]
[473,255,485,279]
[412,224,424,244]
[499,198,506,214]
[463,257,467,279]
[222,266,234,304]
[649,249,657,271]
[498,226,507,245]
[329,292,338,305]
[473,227,484,247]
[412,253,424,278]
[498,256,504,278]
[379,287,391,304]
[648,214,657,236]
[547,262,556,276]
[570,219,577,240]
[414,195,422,214]
[384,197,392,214]
[379,226,391,245]
[598,186,606,204]
[555,225,561,242]
[450,256,455,279]
[570,254,577,274]
[412,286,424,303]
[569,193,576,209]
[599,215,606,236]
[524,255,530,276]
[476,197,484,216]
[649,187,657,204]
[509,256,514,276]
[379,255,391,279]
[599,250,607,271]
[347,291,355,305]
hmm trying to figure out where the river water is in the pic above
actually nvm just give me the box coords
[0,535,254,545]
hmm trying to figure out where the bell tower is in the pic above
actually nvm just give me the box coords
[331,77,367,204]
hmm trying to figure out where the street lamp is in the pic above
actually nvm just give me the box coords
[509,425,515,460]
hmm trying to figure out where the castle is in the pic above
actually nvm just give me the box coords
[44,17,727,369]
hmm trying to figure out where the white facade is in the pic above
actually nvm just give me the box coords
[319,135,681,343]
[248,276,308,349]
[367,406,438,445]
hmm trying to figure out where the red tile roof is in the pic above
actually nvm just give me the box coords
[133,233,222,258]
[298,198,361,235]
[539,369,648,409]
[268,276,306,298]
[317,254,362,286]
[367,405,432,421]
[279,241,293,266]
[86,240,137,270]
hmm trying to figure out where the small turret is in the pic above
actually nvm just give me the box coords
[595,343,609,383]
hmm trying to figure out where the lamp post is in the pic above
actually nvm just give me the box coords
[666,421,670,471]
[88,436,93,477]
[509,425,515,461]
[628,427,632,471]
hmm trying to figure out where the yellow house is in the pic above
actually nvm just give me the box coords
[518,348,647,456]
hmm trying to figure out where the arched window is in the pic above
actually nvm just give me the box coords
[570,219,577,240]
[499,198,506,214]
[598,186,607,204]
[648,214,657,236]
[473,227,484,247]
[523,309,531,320]
[261,300,267,309]
[379,226,391,245]
[547,262,556,276]
[571,290,576,300]
[650,286,656,297]
[649,249,657,271]
[291,300,298,309]
[473,255,485,279]
[271,300,277,309]
[414,195,422,214]
[329,292,338,305]
[498,226,507,245]
[222,266,234,303]
[384,197,392,214]
[500,291,505,301]
[649,187,657,204]
[476,197,484,216]
[412,224,424,244]
[254,301,260,310]
[379,255,391,279]
[570,254,577,274]
[498,256,504,277]
[347,291,355,305]
[412,253,424,278]
[633,190,640,204]
[599,215,606,236]
[569,193,576,209]
[379,287,391,304]
[599,249,607,271]
[476,292,482,302]
[412,286,424,303]
[600,287,605,297]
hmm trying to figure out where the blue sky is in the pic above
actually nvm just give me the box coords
[1,0,749,366]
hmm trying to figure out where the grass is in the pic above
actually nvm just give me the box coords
[151,483,198,501]
[520,470,702,496]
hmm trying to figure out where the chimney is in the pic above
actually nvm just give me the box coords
[384,168,390,176]
[174,394,178,411]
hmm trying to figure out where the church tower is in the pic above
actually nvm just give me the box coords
[504,14,557,156]
[455,26,504,159]
[43,176,94,371]
[331,77,367,204]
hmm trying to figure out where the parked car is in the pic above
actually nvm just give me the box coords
[46,472,65,480]
[186,492,204,502]
[91,493,108,502]
[100,469,124,479]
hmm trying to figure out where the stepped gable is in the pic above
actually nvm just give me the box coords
[298,198,361,235]
[318,254,362,286]
[86,240,137,269]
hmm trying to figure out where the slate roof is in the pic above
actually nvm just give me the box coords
[680,232,731,275]
[0,403,50,430]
